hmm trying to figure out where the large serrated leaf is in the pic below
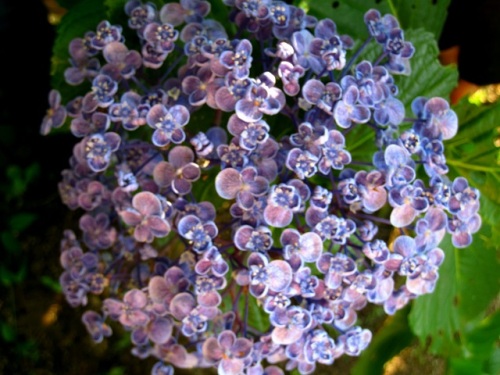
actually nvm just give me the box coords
[395,29,457,106]
[410,99,500,357]
[301,0,451,41]
[301,0,391,41]
[390,0,452,39]
[449,100,500,147]
[408,234,462,356]
[409,215,500,355]
[445,101,500,206]
[351,306,415,375]
[464,310,500,362]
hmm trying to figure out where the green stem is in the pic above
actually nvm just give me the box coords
[387,0,399,22]
[349,132,374,150]
[447,159,500,172]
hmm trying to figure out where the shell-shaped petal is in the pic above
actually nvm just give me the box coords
[392,235,416,258]
[203,337,224,362]
[198,290,221,307]
[144,216,170,237]
[272,326,304,345]
[133,191,162,216]
[299,232,323,262]
[170,292,196,320]
[149,276,169,302]
[153,161,176,187]
[263,205,293,228]
[267,260,293,292]
[124,289,147,308]
[390,204,416,228]
[215,168,242,199]
[119,209,142,226]
[149,317,173,344]
[219,359,244,375]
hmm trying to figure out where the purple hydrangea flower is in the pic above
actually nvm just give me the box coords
[40,90,67,135]
[82,74,119,112]
[333,86,371,128]
[316,252,357,289]
[338,326,372,356]
[448,177,480,220]
[389,181,429,228]
[91,20,123,50]
[177,214,218,253]
[153,146,201,195]
[195,274,226,307]
[246,252,293,298]
[109,91,149,131]
[318,130,351,173]
[304,329,343,365]
[280,228,323,263]
[82,310,112,343]
[271,306,312,345]
[160,0,211,26]
[278,61,305,96]
[215,166,269,208]
[234,225,273,252]
[291,29,324,74]
[143,22,179,53]
[235,77,285,123]
[146,103,190,147]
[195,246,229,277]
[220,39,253,79]
[286,148,319,179]
[119,191,171,243]
[79,212,117,250]
[302,79,341,115]
[448,213,482,248]
[77,132,121,173]
[202,330,253,375]
[101,41,143,81]
[263,183,301,228]
[103,288,150,328]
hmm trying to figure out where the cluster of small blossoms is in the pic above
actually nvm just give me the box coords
[41,1,481,374]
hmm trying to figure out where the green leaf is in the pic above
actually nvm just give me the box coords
[351,305,415,375]
[448,357,483,375]
[464,310,500,362]
[9,212,37,233]
[395,29,458,106]
[303,0,391,41]
[219,286,271,334]
[1,320,17,342]
[409,218,500,355]
[487,347,500,375]
[55,0,85,10]
[302,0,451,41]
[449,100,500,146]
[452,201,500,321]
[237,292,271,333]
[106,367,125,375]
[409,234,461,355]
[40,276,63,293]
[389,0,452,39]
[1,231,20,253]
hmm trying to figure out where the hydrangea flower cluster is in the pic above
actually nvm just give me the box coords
[42,1,481,374]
